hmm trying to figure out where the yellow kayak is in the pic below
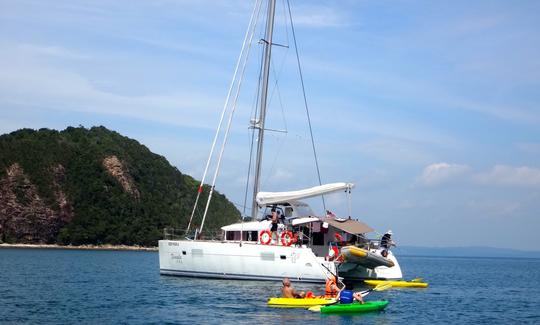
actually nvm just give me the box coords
[267,297,337,308]
[364,279,428,288]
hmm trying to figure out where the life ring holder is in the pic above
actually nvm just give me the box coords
[281,231,295,246]
[259,229,272,245]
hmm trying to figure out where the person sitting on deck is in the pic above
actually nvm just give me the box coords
[281,278,305,298]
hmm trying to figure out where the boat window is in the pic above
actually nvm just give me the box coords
[312,232,324,245]
[182,251,186,255]
[191,249,203,256]
[280,255,286,260]
[260,252,275,261]
[225,231,258,241]
[246,231,258,242]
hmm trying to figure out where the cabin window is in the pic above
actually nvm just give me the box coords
[225,231,258,241]
[280,255,286,260]
[182,251,186,255]
[313,232,325,245]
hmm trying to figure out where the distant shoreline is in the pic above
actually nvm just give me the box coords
[0,243,158,252]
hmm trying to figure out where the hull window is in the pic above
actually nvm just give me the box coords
[192,249,203,256]
[260,252,275,261]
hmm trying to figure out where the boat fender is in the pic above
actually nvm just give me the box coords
[339,290,354,304]
[281,231,294,246]
[260,230,272,245]
[381,249,388,257]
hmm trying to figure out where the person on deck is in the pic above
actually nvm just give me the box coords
[380,230,396,250]
[270,207,279,244]
[281,277,305,298]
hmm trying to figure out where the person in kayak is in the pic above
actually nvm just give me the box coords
[325,275,342,298]
[281,277,305,298]
[352,291,365,304]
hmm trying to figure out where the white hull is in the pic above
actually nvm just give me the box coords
[159,240,336,283]
[159,240,402,282]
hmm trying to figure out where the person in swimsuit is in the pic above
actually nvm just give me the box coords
[281,277,305,298]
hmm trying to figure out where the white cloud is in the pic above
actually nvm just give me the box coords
[474,165,540,187]
[418,162,470,186]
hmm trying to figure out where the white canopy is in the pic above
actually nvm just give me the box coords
[291,217,320,226]
[221,220,276,232]
[256,182,355,206]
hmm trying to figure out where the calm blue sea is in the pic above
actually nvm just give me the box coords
[1,248,539,324]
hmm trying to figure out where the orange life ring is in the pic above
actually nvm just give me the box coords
[281,231,294,246]
[259,229,272,245]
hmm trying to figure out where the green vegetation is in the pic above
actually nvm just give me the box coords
[0,126,240,246]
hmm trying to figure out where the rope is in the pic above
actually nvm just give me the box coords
[286,0,326,211]
[199,0,263,235]
[187,0,262,232]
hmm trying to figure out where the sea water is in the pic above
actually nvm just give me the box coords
[1,248,539,324]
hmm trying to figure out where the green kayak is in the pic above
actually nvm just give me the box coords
[317,300,389,314]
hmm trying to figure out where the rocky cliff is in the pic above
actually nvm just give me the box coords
[0,126,240,246]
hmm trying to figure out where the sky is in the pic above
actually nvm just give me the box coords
[1,0,539,250]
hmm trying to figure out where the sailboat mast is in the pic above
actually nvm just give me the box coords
[251,0,276,219]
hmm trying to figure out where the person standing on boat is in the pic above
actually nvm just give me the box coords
[270,207,279,244]
[281,278,305,298]
[381,230,396,249]
[380,230,396,257]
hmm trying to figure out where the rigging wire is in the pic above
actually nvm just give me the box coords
[260,51,290,188]
[286,0,326,211]
[186,0,262,233]
[242,18,266,219]
[198,0,263,235]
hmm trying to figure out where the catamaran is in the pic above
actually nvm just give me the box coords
[159,0,402,283]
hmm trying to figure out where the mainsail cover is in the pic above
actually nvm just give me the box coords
[256,182,354,206]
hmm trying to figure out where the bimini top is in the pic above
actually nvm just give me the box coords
[323,217,374,234]
[256,182,354,206]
